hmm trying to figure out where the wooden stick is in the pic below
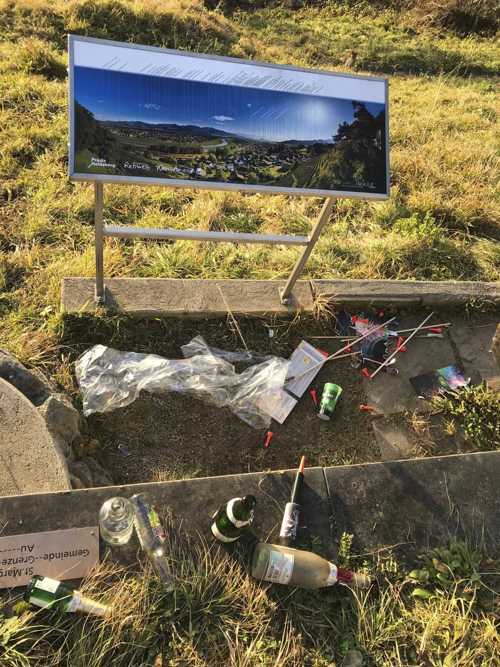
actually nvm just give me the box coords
[369,312,435,379]
[287,316,396,383]
[217,285,249,352]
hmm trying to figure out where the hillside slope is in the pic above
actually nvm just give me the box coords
[0,0,498,367]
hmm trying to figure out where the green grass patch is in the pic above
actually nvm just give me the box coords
[432,385,500,450]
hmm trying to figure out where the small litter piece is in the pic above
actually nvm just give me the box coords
[263,431,273,449]
[409,364,470,399]
[75,336,289,429]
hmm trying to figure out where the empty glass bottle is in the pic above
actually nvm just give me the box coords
[251,543,371,590]
[99,496,135,545]
[130,494,175,591]
[25,575,110,616]
[211,495,256,543]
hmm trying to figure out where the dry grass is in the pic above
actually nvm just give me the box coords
[0,0,499,371]
[2,529,498,666]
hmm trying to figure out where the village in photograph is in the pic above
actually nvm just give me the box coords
[73,65,387,194]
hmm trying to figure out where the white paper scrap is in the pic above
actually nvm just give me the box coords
[286,340,327,398]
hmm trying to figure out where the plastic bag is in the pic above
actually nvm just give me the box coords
[181,335,273,363]
[75,337,289,429]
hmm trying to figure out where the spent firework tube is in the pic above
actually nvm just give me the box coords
[279,456,306,546]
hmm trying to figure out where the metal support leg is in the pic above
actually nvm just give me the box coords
[94,182,105,304]
[280,197,335,304]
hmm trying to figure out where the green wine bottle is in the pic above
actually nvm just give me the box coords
[24,575,110,617]
[211,495,256,543]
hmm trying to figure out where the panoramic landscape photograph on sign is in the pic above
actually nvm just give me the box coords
[70,36,388,196]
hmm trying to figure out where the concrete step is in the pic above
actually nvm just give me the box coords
[1,451,498,562]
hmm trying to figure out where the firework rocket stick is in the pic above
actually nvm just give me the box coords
[309,322,451,341]
[370,312,435,379]
[287,317,396,383]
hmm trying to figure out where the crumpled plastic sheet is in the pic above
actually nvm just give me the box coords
[75,336,289,429]
[181,336,273,363]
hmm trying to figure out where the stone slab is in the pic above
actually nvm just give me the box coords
[0,379,71,496]
[0,466,334,560]
[61,278,500,316]
[313,279,500,306]
[324,451,500,557]
[372,421,414,461]
[448,317,499,383]
[363,316,459,415]
[1,453,498,571]
[61,278,314,317]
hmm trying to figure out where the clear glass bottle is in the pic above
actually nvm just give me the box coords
[24,575,110,617]
[99,496,135,545]
[251,543,371,590]
[130,493,175,591]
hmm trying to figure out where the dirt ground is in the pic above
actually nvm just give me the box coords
[62,308,497,485]
[61,311,378,484]
[87,354,377,485]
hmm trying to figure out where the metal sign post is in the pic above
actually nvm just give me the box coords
[91,183,334,306]
[94,182,105,304]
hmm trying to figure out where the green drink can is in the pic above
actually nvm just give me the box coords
[318,383,342,421]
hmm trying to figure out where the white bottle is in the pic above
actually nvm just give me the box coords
[251,543,371,590]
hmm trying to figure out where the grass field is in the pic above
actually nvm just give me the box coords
[0,0,499,373]
[0,1,499,665]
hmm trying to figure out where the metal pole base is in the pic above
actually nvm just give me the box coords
[279,286,292,306]
[94,285,106,305]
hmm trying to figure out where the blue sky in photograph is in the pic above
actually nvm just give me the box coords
[74,66,384,143]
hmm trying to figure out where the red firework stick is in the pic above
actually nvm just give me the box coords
[370,312,435,379]
[310,389,318,406]
[361,368,371,378]
[263,431,273,449]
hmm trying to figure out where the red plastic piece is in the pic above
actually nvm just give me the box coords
[361,368,371,378]
[359,404,377,412]
[318,348,330,358]
[310,389,318,406]
[263,431,274,449]
[396,336,407,352]
[429,327,442,333]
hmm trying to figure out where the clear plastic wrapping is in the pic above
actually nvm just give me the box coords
[75,337,289,429]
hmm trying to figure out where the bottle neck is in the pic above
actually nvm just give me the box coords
[326,562,338,586]
[227,498,253,527]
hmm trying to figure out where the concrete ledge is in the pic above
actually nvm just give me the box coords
[1,452,498,562]
[61,278,314,317]
[326,451,500,556]
[313,279,500,306]
[61,277,500,316]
